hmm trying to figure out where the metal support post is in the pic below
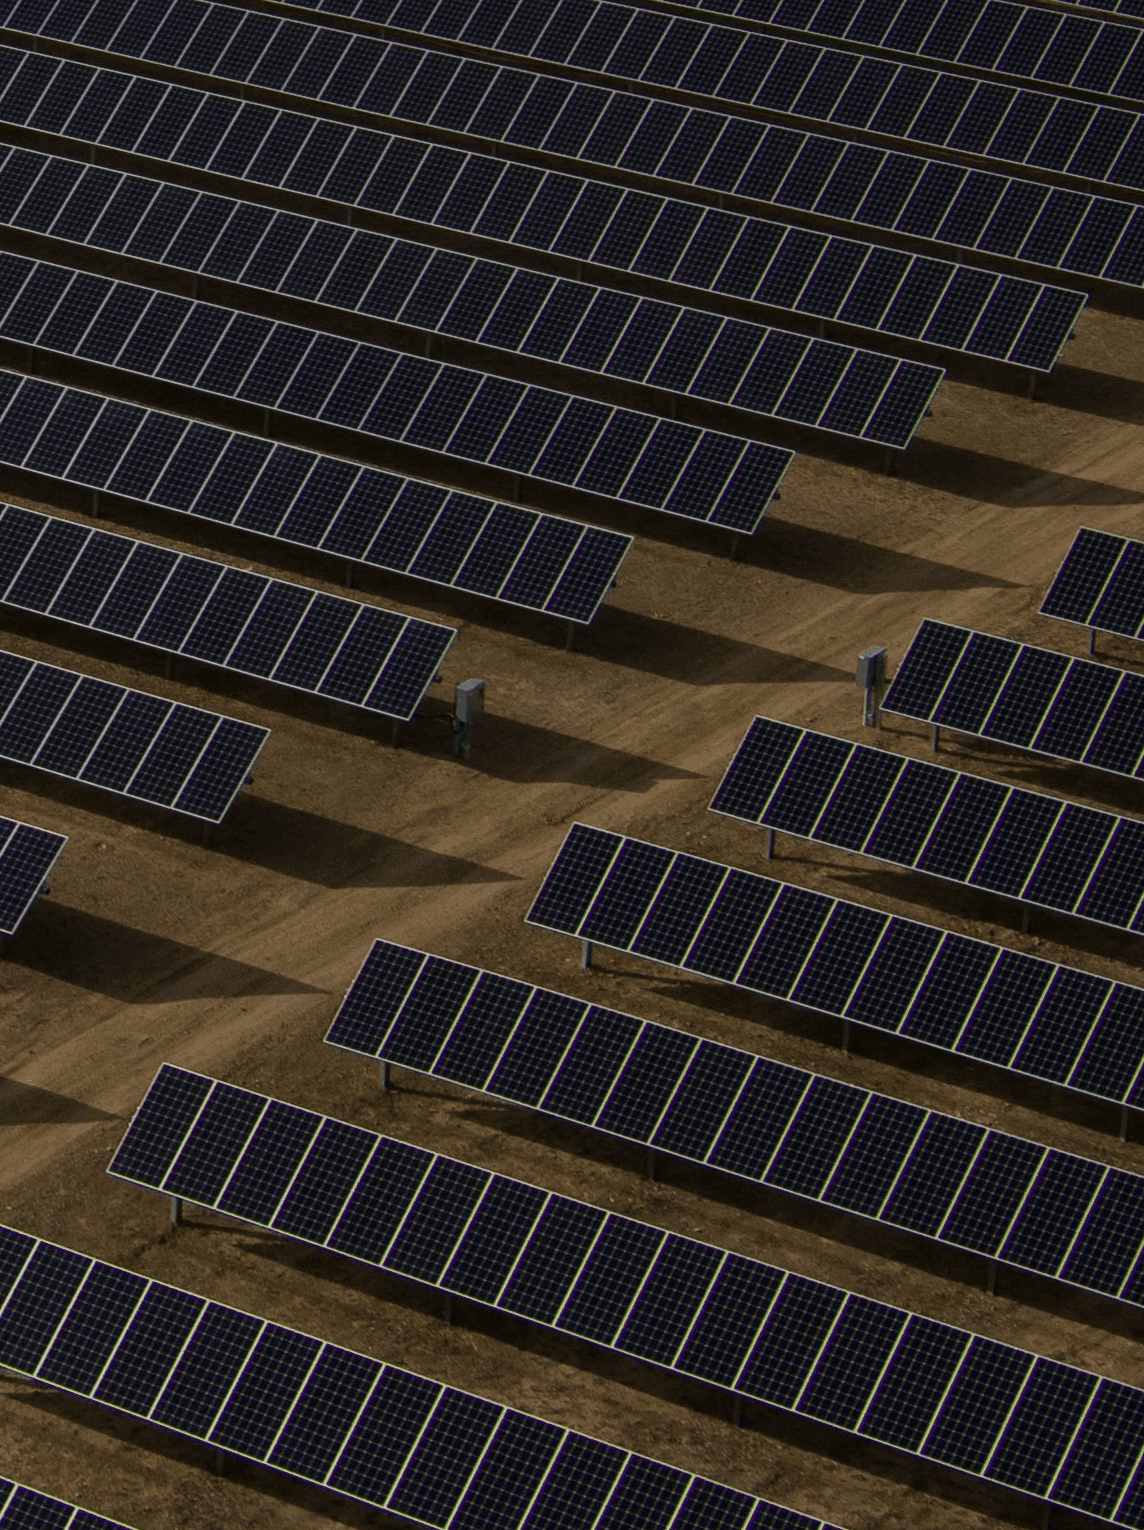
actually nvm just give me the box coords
[1089,627,1097,656]
[1122,1106,1130,1143]
[566,621,575,652]
[646,1149,657,1182]
[392,720,401,748]
[345,562,354,588]
[729,533,740,561]
[444,1294,454,1325]
[581,939,592,969]
[169,1196,183,1228]
[931,724,940,751]
[842,1019,851,1055]
[732,1396,743,1428]
[380,1061,390,1092]
[764,828,774,859]
[1028,371,1037,401]
[91,490,100,519]
[986,1260,997,1295]
[215,1450,226,1476]
[1021,905,1031,934]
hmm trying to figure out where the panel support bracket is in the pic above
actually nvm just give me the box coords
[646,1149,657,1182]
[986,1259,997,1295]
[842,1019,851,1055]
[169,1196,183,1229]
[380,1060,390,1092]
[1088,627,1097,656]
[444,1294,454,1325]
[1021,905,1030,934]
[566,621,575,652]
[581,939,592,969]
[931,724,940,752]
[732,1396,743,1428]
[764,828,774,859]
[1122,1106,1130,1143]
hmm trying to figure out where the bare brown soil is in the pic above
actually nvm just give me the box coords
[2,303,1144,1530]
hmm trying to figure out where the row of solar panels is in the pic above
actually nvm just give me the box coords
[0,1477,130,1530]
[332,933,1144,1301]
[0,170,942,447]
[0,502,457,716]
[884,617,1144,775]
[525,822,1144,1108]
[713,715,1144,931]
[105,1060,1144,1526]
[0,146,1085,375]
[0,253,794,526]
[0,648,266,819]
[0,376,632,622]
[0,812,63,933]
[0,1224,839,1530]
[16,0,1144,200]
[2,30,1143,304]
[331,0,1144,101]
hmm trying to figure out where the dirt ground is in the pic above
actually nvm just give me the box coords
[1,298,1144,1530]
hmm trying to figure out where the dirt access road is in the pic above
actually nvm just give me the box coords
[1,304,1143,1530]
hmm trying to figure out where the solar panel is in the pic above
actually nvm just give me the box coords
[108,1061,1144,1527]
[0,503,455,723]
[0,814,65,935]
[0,1223,844,1530]
[0,650,266,822]
[0,253,791,532]
[10,1,1144,197]
[0,373,629,628]
[882,617,1144,784]
[525,821,1144,1114]
[1041,526,1144,641]
[310,0,1144,106]
[711,715,1144,936]
[0,185,942,455]
[328,934,1144,1313]
[1054,0,1144,18]
[0,1478,136,1530]
[0,145,1086,378]
[0,47,1137,309]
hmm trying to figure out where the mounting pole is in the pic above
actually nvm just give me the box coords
[842,1019,851,1054]
[1088,628,1097,656]
[764,828,774,858]
[345,562,354,588]
[931,724,940,752]
[91,490,100,519]
[1028,371,1037,401]
[986,1260,997,1295]
[566,621,575,652]
[646,1149,657,1182]
[380,1060,390,1092]
[1122,1106,1130,1143]
[1021,905,1031,934]
[169,1196,183,1228]
[444,1294,454,1325]
[858,646,887,728]
[581,939,592,969]
[729,532,740,561]
[732,1396,743,1428]
[215,1450,226,1476]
